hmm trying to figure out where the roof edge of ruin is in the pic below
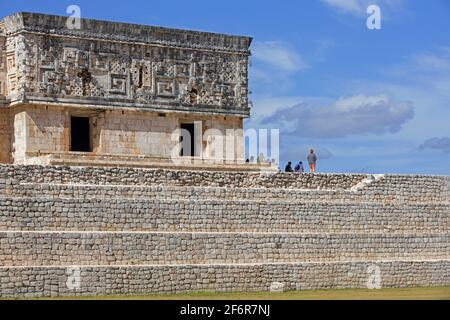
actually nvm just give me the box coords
[1,12,252,54]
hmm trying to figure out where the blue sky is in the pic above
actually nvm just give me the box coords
[2,0,449,174]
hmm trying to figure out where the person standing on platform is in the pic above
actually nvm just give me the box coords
[307,149,317,172]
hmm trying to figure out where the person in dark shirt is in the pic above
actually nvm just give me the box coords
[285,161,294,172]
[307,149,318,172]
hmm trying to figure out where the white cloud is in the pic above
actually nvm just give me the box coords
[321,0,404,16]
[346,47,450,140]
[321,0,366,15]
[412,52,450,72]
[384,47,450,77]
[252,41,308,72]
[249,95,327,118]
[260,94,414,138]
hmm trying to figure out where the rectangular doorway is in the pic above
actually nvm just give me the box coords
[180,123,195,157]
[70,116,91,152]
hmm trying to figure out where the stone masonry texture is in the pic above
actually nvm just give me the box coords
[0,164,449,298]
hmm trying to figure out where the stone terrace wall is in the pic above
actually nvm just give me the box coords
[0,164,448,298]
[0,164,448,203]
[2,261,448,298]
[0,197,448,233]
[0,165,367,189]
[0,232,447,266]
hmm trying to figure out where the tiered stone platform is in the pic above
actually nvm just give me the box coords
[0,165,448,297]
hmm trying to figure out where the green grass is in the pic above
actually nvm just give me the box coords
[32,286,450,300]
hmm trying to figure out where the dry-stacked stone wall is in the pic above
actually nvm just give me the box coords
[0,164,448,298]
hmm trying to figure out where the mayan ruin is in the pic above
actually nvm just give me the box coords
[0,12,258,170]
[0,12,448,299]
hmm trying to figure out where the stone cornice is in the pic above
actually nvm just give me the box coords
[7,95,251,118]
[2,12,252,54]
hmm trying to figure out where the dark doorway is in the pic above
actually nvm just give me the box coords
[180,123,195,157]
[70,116,91,152]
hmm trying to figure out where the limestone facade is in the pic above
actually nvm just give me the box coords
[7,105,244,165]
[0,108,10,163]
[0,13,251,166]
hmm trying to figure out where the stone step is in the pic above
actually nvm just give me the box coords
[45,154,277,172]
[0,231,447,266]
[1,259,448,298]
[2,181,448,204]
[0,197,448,233]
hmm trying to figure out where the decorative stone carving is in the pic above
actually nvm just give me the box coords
[1,12,252,117]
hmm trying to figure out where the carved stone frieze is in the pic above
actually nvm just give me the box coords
[1,12,252,117]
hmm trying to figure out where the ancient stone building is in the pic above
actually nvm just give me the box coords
[0,12,253,168]
[0,12,448,299]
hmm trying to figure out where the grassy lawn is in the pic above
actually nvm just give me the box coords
[36,286,450,300]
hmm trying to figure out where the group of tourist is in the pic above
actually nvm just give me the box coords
[245,154,276,165]
[285,149,318,173]
[245,149,318,173]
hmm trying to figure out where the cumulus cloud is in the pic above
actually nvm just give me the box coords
[420,137,450,153]
[260,94,414,138]
[252,41,308,72]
